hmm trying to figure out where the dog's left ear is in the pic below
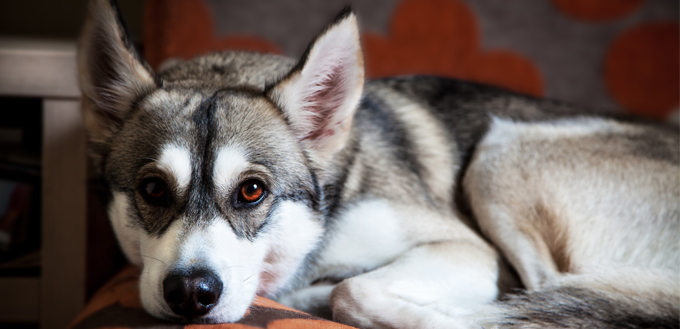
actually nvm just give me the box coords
[268,8,364,164]
[78,0,156,144]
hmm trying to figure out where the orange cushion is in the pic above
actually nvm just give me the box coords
[70,266,356,329]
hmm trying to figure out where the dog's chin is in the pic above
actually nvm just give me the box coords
[147,312,243,325]
[142,299,253,324]
[167,313,245,325]
[201,295,254,324]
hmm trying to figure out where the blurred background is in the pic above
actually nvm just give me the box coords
[0,0,144,41]
[0,0,677,328]
[1,0,678,118]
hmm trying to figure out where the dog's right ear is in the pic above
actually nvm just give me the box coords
[78,0,155,143]
[267,8,364,166]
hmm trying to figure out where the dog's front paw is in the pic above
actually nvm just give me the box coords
[276,282,335,319]
[330,277,396,329]
[330,275,492,329]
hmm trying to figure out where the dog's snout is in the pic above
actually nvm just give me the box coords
[163,268,223,319]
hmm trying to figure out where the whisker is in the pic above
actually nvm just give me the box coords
[243,273,257,283]
[136,157,160,163]
[227,265,247,269]
[141,255,167,265]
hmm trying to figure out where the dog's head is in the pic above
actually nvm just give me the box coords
[78,0,364,323]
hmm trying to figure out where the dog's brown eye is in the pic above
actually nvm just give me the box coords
[238,179,265,204]
[146,180,165,197]
[140,177,169,205]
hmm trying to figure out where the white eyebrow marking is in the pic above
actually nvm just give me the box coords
[213,146,249,188]
[158,144,193,188]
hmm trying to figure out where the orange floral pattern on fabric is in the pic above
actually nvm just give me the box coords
[551,0,646,22]
[144,0,280,69]
[267,319,357,329]
[362,0,544,97]
[186,324,260,329]
[605,22,679,119]
[70,266,358,329]
[251,296,306,314]
[69,266,142,327]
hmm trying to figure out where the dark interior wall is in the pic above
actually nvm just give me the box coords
[0,0,145,41]
[0,0,145,300]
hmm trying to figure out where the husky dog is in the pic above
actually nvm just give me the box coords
[78,0,679,327]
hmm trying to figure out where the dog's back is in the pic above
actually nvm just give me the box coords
[381,76,680,327]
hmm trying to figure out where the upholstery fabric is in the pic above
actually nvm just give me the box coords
[70,266,357,329]
[143,0,678,119]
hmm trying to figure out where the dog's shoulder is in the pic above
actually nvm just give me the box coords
[364,75,678,154]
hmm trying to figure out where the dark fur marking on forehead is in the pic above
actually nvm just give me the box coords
[180,90,279,239]
[183,94,221,230]
[133,94,224,237]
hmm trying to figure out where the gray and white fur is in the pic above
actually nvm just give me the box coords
[78,0,679,328]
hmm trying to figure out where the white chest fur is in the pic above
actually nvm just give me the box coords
[315,200,411,279]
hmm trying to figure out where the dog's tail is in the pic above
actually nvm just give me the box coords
[479,269,679,329]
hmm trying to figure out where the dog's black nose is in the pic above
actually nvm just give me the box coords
[163,268,223,319]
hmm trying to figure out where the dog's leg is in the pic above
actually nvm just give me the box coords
[277,282,336,318]
[462,118,680,327]
[464,118,680,289]
[329,240,504,329]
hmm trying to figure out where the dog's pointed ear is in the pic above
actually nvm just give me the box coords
[267,8,364,164]
[78,0,155,143]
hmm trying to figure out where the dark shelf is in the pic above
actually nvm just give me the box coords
[0,97,43,277]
